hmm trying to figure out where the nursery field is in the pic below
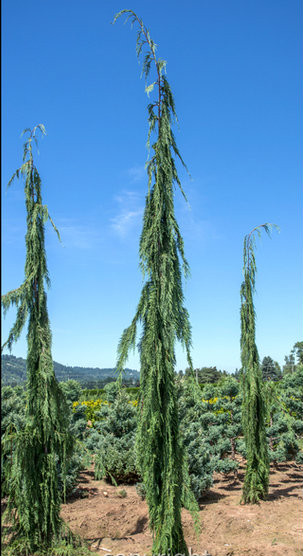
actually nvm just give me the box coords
[2,2,302,555]
[2,368,303,555]
[61,460,303,556]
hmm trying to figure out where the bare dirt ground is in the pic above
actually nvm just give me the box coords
[61,461,303,556]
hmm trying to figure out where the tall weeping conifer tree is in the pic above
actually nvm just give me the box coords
[114,10,198,555]
[240,223,276,503]
[2,125,72,552]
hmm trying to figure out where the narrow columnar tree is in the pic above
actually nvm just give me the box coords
[240,223,275,503]
[114,10,197,555]
[2,125,72,552]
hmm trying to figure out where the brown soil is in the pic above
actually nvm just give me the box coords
[61,461,303,556]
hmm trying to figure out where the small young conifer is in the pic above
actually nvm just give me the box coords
[113,10,198,555]
[2,125,72,552]
[240,223,276,503]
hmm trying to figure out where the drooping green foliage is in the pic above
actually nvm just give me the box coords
[240,223,276,503]
[1,126,73,553]
[113,10,198,554]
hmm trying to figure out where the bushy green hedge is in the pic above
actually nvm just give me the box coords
[80,388,105,400]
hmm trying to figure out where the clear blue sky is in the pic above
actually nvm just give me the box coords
[2,0,302,372]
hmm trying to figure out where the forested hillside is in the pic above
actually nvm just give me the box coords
[1,355,140,387]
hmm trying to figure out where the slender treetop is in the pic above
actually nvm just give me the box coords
[2,124,59,351]
[113,10,193,373]
[240,223,278,371]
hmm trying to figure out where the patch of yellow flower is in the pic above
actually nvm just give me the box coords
[202,397,219,404]
[72,399,108,410]
[201,395,236,404]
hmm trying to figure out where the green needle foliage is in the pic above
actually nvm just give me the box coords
[240,223,276,504]
[2,125,73,553]
[114,10,197,555]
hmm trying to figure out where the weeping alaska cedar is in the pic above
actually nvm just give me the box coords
[240,223,277,504]
[2,125,73,553]
[113,10,198,555]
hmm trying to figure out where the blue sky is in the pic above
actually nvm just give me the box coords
[2,0,302,372]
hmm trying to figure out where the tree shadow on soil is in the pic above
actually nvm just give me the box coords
[77,470,95,483]
[219,480,242,491]
[67,486,99,503]
[283,472,303,480]
[129,515,148,535]
[87,535,135,546]
[199,490,227,506]
[201,463,302,504]
[268,483,302,501]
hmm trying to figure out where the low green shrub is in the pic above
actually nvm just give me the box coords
[94,390,139,484]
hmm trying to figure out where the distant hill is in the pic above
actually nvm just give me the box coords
[1,354,140,387]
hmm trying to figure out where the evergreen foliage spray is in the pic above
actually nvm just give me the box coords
[2,126,73,552]
[240,223,276,503]
[113,11,198,554]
